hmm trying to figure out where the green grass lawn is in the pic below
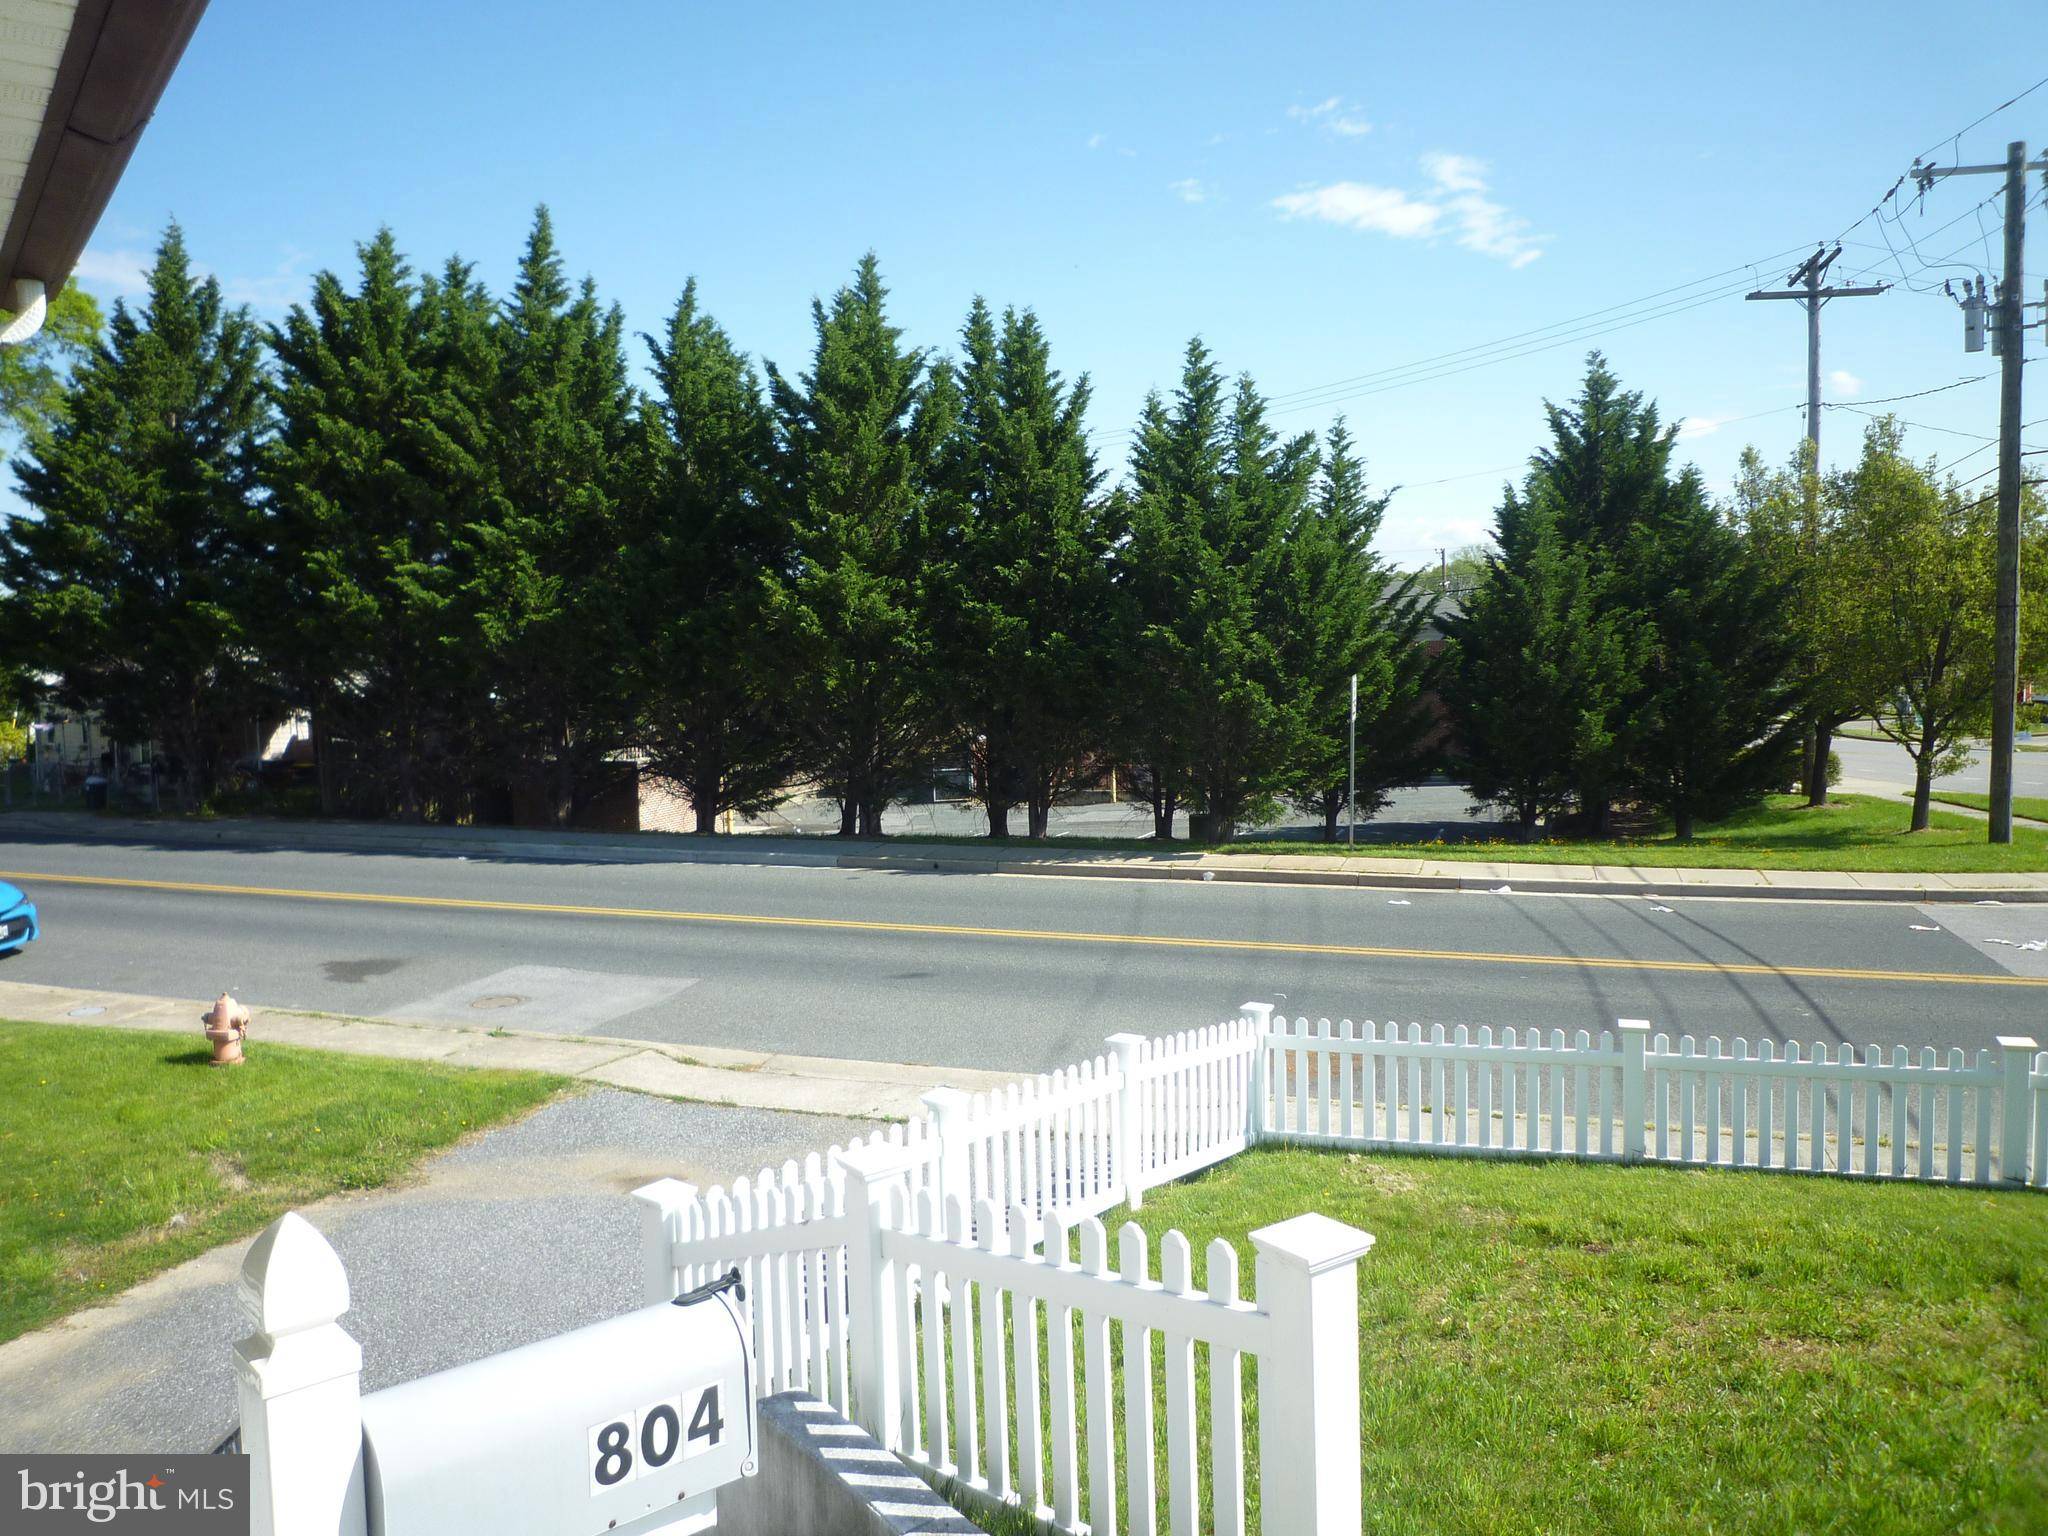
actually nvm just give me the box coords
[1927,790,2048,824]
[1113,1148,2048,1536]
[903,794,2048,872]
[0,1022,566,1342]
[1227,793,2048,870]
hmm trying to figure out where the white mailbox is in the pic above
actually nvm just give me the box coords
[358,1279,755,1536]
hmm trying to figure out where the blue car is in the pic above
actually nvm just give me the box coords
[0,879,38,955]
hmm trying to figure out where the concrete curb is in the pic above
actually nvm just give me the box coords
[5,810,2045,903]
[0,978,1016,1120]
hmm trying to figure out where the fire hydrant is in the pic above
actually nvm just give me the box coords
[201,993,250,1067]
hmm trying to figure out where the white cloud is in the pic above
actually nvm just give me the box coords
[73,247,151,295]
[1829,369,1862,398]
[1086,132,1106,151]
[1288,96,1342,122]
[1274,153,1545,267]
[1677,413,1732,441]
[1420,152,1487,194]
[1169,177,1211,204]
[1272,181,1441,238]
[1289,96,1371,136]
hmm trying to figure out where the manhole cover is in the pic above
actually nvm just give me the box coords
[66,1005,106,1018]
[467,994,527,1011]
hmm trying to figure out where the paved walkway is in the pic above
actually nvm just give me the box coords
[6,809,2046,902]
[0,979,1018,1118]
[0,1091,874,1455]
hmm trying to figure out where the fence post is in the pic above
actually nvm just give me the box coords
[233,1213,368,1536]
[631,1177,697,1303]
[1617,1019,1651,1164]
[1252,1212,1372,1536]
[920,1086,974,1219]
[1106,1032,1149,1209]
[1243,1001,1276,1142]
[1996,1036,2039,1184]
[840,1140,919,1449]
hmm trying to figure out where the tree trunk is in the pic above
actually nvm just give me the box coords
[837,798,857,837]
[1674,806,1695,842]
[693,789,722,834]
[1026,799,1051,839]
[1151,778,1175,839]
[1517,802,1539,842]
[314,709,338,817]
[986,801,1012,838]
[1807,724,1833,808]
[858,799,883,837]
[1798,724,1819,801]
[1323,799,1341,843]
[1910,754,1934,832]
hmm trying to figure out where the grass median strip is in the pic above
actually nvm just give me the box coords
[1927,790,2048,824]
[1112,1148,2048,1536]
[0,1021,566,1343]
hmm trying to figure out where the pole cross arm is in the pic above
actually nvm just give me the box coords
[1917,159,2048,180]
[1746,286,1889,301]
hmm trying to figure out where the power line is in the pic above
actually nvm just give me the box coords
[1915,73,2048,165]
[1084,244,1813,443]
[1086,267,1781,444]
[1831,373,1994,407]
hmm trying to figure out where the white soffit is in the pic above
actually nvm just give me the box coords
[0,1,81,285]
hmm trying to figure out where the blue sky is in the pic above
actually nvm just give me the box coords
[67,1,2046,567]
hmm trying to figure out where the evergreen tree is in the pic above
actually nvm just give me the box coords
[928,299,1112,837]
[1281,420,1435,839]
[633,279,798,832]
[464,207,638,826]
[1628,474,1804,839]
[1118,342,1314,840]
[265,229,499,819]
[0,224,268,801]
[765,253,949,837]
[1444,504,1637,838]
[1500,354,1678,829]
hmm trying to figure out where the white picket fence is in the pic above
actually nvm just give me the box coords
[639,1141,1370,1536]
[1258,1013,2044,1184]
[636,1004,2044,1536]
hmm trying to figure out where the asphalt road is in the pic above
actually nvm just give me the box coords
[1835,732,2048,798]
[3,828,2046,1069]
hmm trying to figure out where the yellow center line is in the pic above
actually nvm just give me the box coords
[4,866,2041,989]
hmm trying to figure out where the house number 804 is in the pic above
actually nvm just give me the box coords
[587,1381,726,1495]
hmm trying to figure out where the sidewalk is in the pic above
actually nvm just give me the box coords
[5,808,2047,902]
[0,979,1017,1119]
[0,1090,878,1454]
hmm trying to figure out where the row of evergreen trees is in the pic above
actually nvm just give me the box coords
[0,216,1433,838]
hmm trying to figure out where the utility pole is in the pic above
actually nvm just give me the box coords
[1745,245,1887,453]
[1746,247,1886,802]
[1346,672,1358,847]
[1916,140,2047,844]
